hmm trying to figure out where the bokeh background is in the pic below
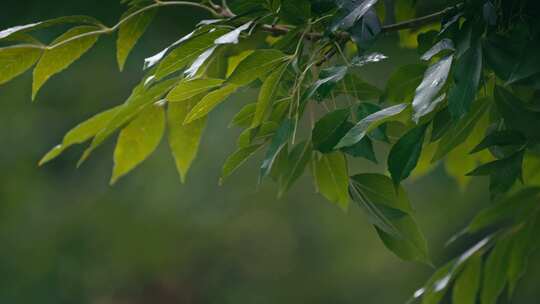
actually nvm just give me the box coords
[1,1,539,303]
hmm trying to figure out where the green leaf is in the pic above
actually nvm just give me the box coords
[383,64,427,104]
[349,173,430,263]
[80,77,179,165]
[494,86,540,141]
[467,187,540,233]
[280,0,311,25]
[452,254,482,304]
[116,7,156,70]
[279,140,312,197]
[523,151,540,186]
[355,103,389,142]
[252,62,288,128]
[214,21,252,45]
[227,49,288,86]
[312,108,350,153]
[481,237,512,304]
[154,28,228,79]
[168,98,207,183]
[412,55,453,122]
[0,46,42,85]
[184,84,238,124]
[32,25,100,100]
[448,43,482,119]
[260,119,292,181]
[470,130,527,154]
[166,78,224,102]
[313,151,349,210]
[349,9,381,51]
[418,262,454,304]
[507,216,540,297]
[220,144,263,184]
[467,150,525,199]
[433,97,492,161]
[388,124,428,186]
[230,103,257,128]
[39,106,121,166]
[111,104,165,184]
[336,103,408,148]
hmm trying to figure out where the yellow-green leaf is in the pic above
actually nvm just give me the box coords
[251,62,288,128]
[39,106,121,166]
[111,105,165,184]
[452,255,482,304]
[116,7,157,71]
[166,78,224,102]
[168,98,207,183]
[313,151,349,210]
[227,49,288,86]
[184,84,237,124]
[220,144,263,184]
[0,46,42,85]
[32,25,100,100]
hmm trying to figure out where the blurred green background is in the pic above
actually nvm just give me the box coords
[1,1,539,303]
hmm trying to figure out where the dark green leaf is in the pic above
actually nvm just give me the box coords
[507,216,540,297]
[494,86,540,141]
[334,73,381,101]
[331,0,379,31]
[467,150,525,199]
[388,124,428,186]
[448,43,482,119]
[260,119,292,181]
[420,38,454,61]
[470,130,527,154]
[280,0,311,25]
[303,66,348,102]
[220,144,263,183]
[312,108,350,153]
[278,140,312,197]
[349,9,381,51]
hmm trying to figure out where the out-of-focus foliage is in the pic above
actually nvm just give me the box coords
[1,0,540,303]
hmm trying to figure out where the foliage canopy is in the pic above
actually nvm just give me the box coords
[1,0,540,303]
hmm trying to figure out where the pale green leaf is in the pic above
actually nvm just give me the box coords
[220,144,263,183]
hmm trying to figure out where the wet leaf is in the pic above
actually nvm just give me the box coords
[452,255,482,304]
[383,64,427,104]
[481,237,512,304]
[448,43,482,119]
[336,103,408,148]
[421,38,454,61]
[412,55,453,122]
[214,21,252,45]
[331,0,379,31]
[0,15,103,40]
